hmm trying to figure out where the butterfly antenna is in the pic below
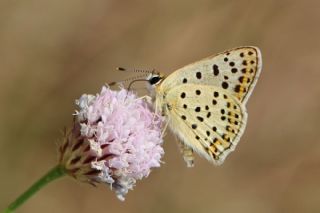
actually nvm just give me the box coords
[109,67,155,86]
[127,79,149,91]
[121,78,149,102]
[109,73,149,88]
[117,67,154,74]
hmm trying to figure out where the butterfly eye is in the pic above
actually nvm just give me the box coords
[149,76,162,85]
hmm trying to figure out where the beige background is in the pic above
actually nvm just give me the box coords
[1,0,320,212]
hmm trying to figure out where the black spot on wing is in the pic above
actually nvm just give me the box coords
[213,65,219,76]
[222,82,229,89]
[196,72,202,79]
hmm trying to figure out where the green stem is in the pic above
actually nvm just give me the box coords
[2,165,66,213]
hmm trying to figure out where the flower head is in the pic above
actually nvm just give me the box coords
[59,86,164,200]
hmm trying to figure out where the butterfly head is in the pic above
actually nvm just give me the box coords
[146,72,165,87]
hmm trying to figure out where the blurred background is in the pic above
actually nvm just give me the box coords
[0,0,319,212]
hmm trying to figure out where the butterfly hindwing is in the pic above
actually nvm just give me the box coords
[164,84,247,165]
[160,46,262,104]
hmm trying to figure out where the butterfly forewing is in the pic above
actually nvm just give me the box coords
[165,84,247,165]
[160,46,262,104]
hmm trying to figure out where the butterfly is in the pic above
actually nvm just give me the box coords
[146,46,262,166]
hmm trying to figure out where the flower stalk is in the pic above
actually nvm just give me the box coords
[2,165,65,213]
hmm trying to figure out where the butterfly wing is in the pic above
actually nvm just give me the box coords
[160,46,262,104]
[164,84,247,165]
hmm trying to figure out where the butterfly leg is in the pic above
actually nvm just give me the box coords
[152,98,161,124]
[176,137,195,167]
[135,95,152,104]
[138,95,168,137]
[136,95,160,123]
[161,116,170,137]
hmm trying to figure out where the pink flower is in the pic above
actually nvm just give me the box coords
[59,86,164,201]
